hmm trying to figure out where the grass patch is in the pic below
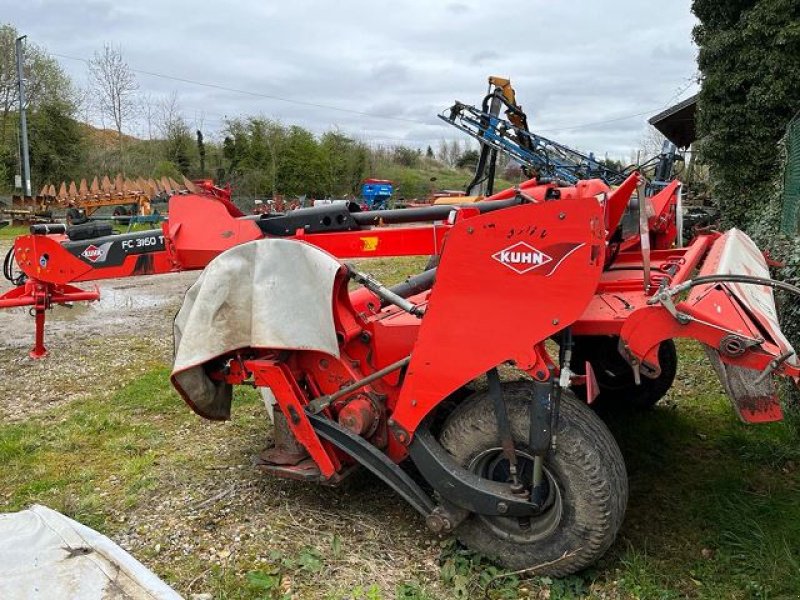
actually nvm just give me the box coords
[0,368,259,522]
[0,224,29,240]
[353,256,430,284]
[2,297,800,597]
[373,160,518,202]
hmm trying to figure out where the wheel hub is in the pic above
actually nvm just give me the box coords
[468,448,563,543]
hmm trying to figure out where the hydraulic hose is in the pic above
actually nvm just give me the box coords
[652,273,800,378]
[387,267,437,302]
[665,274,800,299]
[3,246,25,286]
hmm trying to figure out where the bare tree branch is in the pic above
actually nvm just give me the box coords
[89,43,138,153]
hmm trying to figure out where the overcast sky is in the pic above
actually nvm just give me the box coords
[5,0,699,160]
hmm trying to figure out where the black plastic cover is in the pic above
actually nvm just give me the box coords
[66,222,114,241]
[255,204,360,236]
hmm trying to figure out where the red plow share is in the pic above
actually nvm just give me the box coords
[2,174,798,574]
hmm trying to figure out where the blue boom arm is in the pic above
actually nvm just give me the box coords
[440,102,627,185]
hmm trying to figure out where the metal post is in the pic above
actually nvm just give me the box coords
[31,308,48,359]
[16,35,32,198]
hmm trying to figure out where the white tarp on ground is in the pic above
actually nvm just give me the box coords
[0,504,182,600]
[171,238,341,420]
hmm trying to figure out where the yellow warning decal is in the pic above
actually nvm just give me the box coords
[360,236,379,251]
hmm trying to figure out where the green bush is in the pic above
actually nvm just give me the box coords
[693,0,800,403]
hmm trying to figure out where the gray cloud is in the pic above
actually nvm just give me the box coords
[3,0,699,159]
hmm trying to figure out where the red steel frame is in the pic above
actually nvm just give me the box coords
[5,173,799,479]
[181,191,799,482]
[2,172,798,405]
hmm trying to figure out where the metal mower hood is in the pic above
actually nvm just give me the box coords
[171,238,341,420]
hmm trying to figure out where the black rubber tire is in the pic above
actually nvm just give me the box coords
[66,207,87,226]
[570,336,677,410]
[438,382,628,577]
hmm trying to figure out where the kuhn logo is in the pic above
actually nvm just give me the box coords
[81,245,103,263]
[492,242,552,274]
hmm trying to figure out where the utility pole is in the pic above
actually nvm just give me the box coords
[16,35,32,198]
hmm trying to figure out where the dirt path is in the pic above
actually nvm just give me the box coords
[0,238,200,420]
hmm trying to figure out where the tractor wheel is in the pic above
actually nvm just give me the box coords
[570,336,677,410]
[438,382,627,577]
[66,207,86,226]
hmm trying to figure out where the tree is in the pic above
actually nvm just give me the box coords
[0,24,74,143]
[140,92,155,140]
[319,130,367,197]
[692,0,800,396]
[392,145,420,168]
[157,93,193,176]
[638,126,668,161]
[692,0,800,226]
[223,116,283,196]
[425,145,434,159]
[27,99,84,185]
[89,43,138,158]
[456,149,480,170]
[279,125,322,196]
[0,25,80,192]
[196,129,206,177]
[437,139,462,167]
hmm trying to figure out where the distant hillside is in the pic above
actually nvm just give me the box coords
[32,118,520,202]
[78,123,141,149]
[372,160,518,200]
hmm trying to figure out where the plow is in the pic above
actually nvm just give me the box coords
[6,174,209,226]
[2,165,799,574]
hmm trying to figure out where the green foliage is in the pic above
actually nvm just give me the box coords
[439,540,524,599]
[27,100,85,185]
[391,146,421,168]
[0,144,12,193]
[246,570,281,594]
[395,582,432,599]
[692,0,800,227]
[600,157,624,172]
[242,547,324,599]
[162,128,193,175]
[0,23,79,191]
[196,129,206,176]
[152,160,182,180]
[222,117,366,198]
[693,0,800,396]
[319,130,368,197]
[455,149,479,170]
[0,23,76,130]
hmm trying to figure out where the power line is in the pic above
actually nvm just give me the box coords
[52,51,437,128]
[178,113,451,145]
[537,75,699,134]
[537,108,663,133]
[53,49,697,143]
[663,76,700,108]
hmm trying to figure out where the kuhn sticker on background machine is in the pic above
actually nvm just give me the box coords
[2,167,799,574]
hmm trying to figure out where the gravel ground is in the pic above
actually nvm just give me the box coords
[0,238,201,421]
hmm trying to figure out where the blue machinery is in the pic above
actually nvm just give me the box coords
[361,179,393,210]
[440,78,683,196]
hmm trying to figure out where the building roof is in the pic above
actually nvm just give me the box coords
[648,93,698,148]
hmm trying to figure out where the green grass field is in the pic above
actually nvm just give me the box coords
[0,224,28,240]
[3,343,799,598]
[373,161,518,203]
